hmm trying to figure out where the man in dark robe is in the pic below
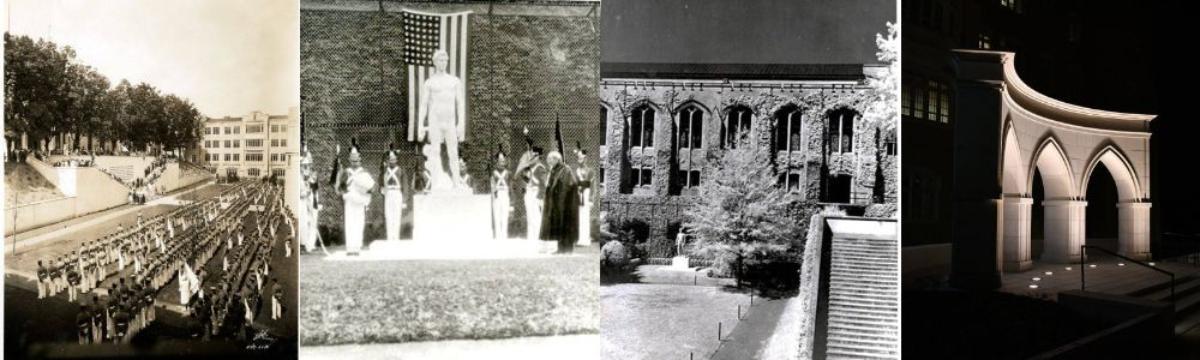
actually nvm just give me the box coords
[540,151,580,253]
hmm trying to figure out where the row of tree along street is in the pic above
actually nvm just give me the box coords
[4,33,204,156]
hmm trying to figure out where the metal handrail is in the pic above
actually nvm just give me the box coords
[1081,245,1175,302]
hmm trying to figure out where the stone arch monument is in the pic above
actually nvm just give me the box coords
[950,50,1153,289]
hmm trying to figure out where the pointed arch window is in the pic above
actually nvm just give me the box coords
[628,105,655,149]
[722,106,753,149]
[678,105,704,150]
[775,106,804,152]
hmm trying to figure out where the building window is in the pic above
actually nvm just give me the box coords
[678,170,701,189]
[775,106,804,152]
[271,125,280,133]
[272,168,285,177]
[247,139,263,148]
[630,167,652,187]
[829,109,855,154]
[248,168,260,177]
[905,78,952,124]
[234,127,241,135]
[246,153,264,162]
[247,125,263,133]
[600,106,608,146]
[723,105,753,149]
[678,105,703,150]
[223,154,231,161]
[226,168,237,177]
[1000,0,1022,13]
[629,105,655,149]
[978,33,993,50]
[271,154,281,162]
[828,174,852,203]
[779,170,803,192]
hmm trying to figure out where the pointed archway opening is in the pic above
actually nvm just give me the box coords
[1031,170,1045,261]
[1085,163,1119,252]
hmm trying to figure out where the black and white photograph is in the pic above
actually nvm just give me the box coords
[901,1,1200,358]
[596,1,898,359]
[298,0,600,358]
[3,0,300,358]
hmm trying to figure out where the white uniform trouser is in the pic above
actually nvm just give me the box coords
[343,191,370,253]
[525,187,541,241]
[578,192,591,246]
[493,189,510,240]
[299,198,315,250]
[384,188,403,242]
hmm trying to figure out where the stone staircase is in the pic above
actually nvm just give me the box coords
[825,236,899,359]
[1126,273,1200,334]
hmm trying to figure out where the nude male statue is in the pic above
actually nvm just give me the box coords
[418,49,466,190]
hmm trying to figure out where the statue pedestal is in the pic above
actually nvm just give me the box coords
[412,192,491,242]
[671,256,690,269]
[322,191,561,260]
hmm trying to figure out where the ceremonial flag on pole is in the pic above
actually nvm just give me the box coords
[402,9,471,141]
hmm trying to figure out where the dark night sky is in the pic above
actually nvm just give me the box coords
[601,0,896,65]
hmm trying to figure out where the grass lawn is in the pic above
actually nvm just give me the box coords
[300,253,599,345]
[602,283,751,360]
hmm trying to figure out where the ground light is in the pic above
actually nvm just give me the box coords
[1044,271,1053,275]
[1089,264,1097,268]
[1029,284,1039,289]
[1118,263,1126,267]
[1032,277,1041,281]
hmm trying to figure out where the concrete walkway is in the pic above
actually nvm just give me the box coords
[5,180,214,252]
[300,334,598,360]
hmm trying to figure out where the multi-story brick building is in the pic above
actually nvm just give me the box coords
[201,107,300,180]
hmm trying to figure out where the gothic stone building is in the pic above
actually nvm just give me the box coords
[599,63,898,257]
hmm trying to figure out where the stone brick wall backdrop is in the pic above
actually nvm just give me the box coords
[302,6,599,242]
[599,81,898,257]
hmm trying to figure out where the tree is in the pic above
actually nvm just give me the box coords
[685,143,812,286]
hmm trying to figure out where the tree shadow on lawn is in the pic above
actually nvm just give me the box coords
[599,262,643,285]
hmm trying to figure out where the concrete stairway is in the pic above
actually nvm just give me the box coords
[825,236,900,359]
[1126,273,1200,334]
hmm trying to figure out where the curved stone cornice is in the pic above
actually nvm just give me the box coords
[995,52,1154,133]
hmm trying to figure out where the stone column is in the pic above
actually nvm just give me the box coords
[1042,200,1087,263]
[1002,196,1033,272]
[948,50,1008,290]
[1118,201,1152,260]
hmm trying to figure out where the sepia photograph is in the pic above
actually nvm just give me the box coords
[901,0,1198,358]
[4,0,300,358]
[596,1,898,359]
[298,0,600,358]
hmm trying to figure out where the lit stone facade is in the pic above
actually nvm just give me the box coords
[599,65,897,257]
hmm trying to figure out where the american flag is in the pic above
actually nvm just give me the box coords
[402,9,471,141]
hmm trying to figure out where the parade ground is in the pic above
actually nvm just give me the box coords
[4,181,299,357]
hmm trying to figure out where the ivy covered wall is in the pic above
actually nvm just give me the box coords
[598,79,898,257]
[302,4,600,242]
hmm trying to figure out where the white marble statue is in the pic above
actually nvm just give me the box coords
[337,143,375,255]
[418,49,466,191]
[381,147,404,242]
[492,149,511,240]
